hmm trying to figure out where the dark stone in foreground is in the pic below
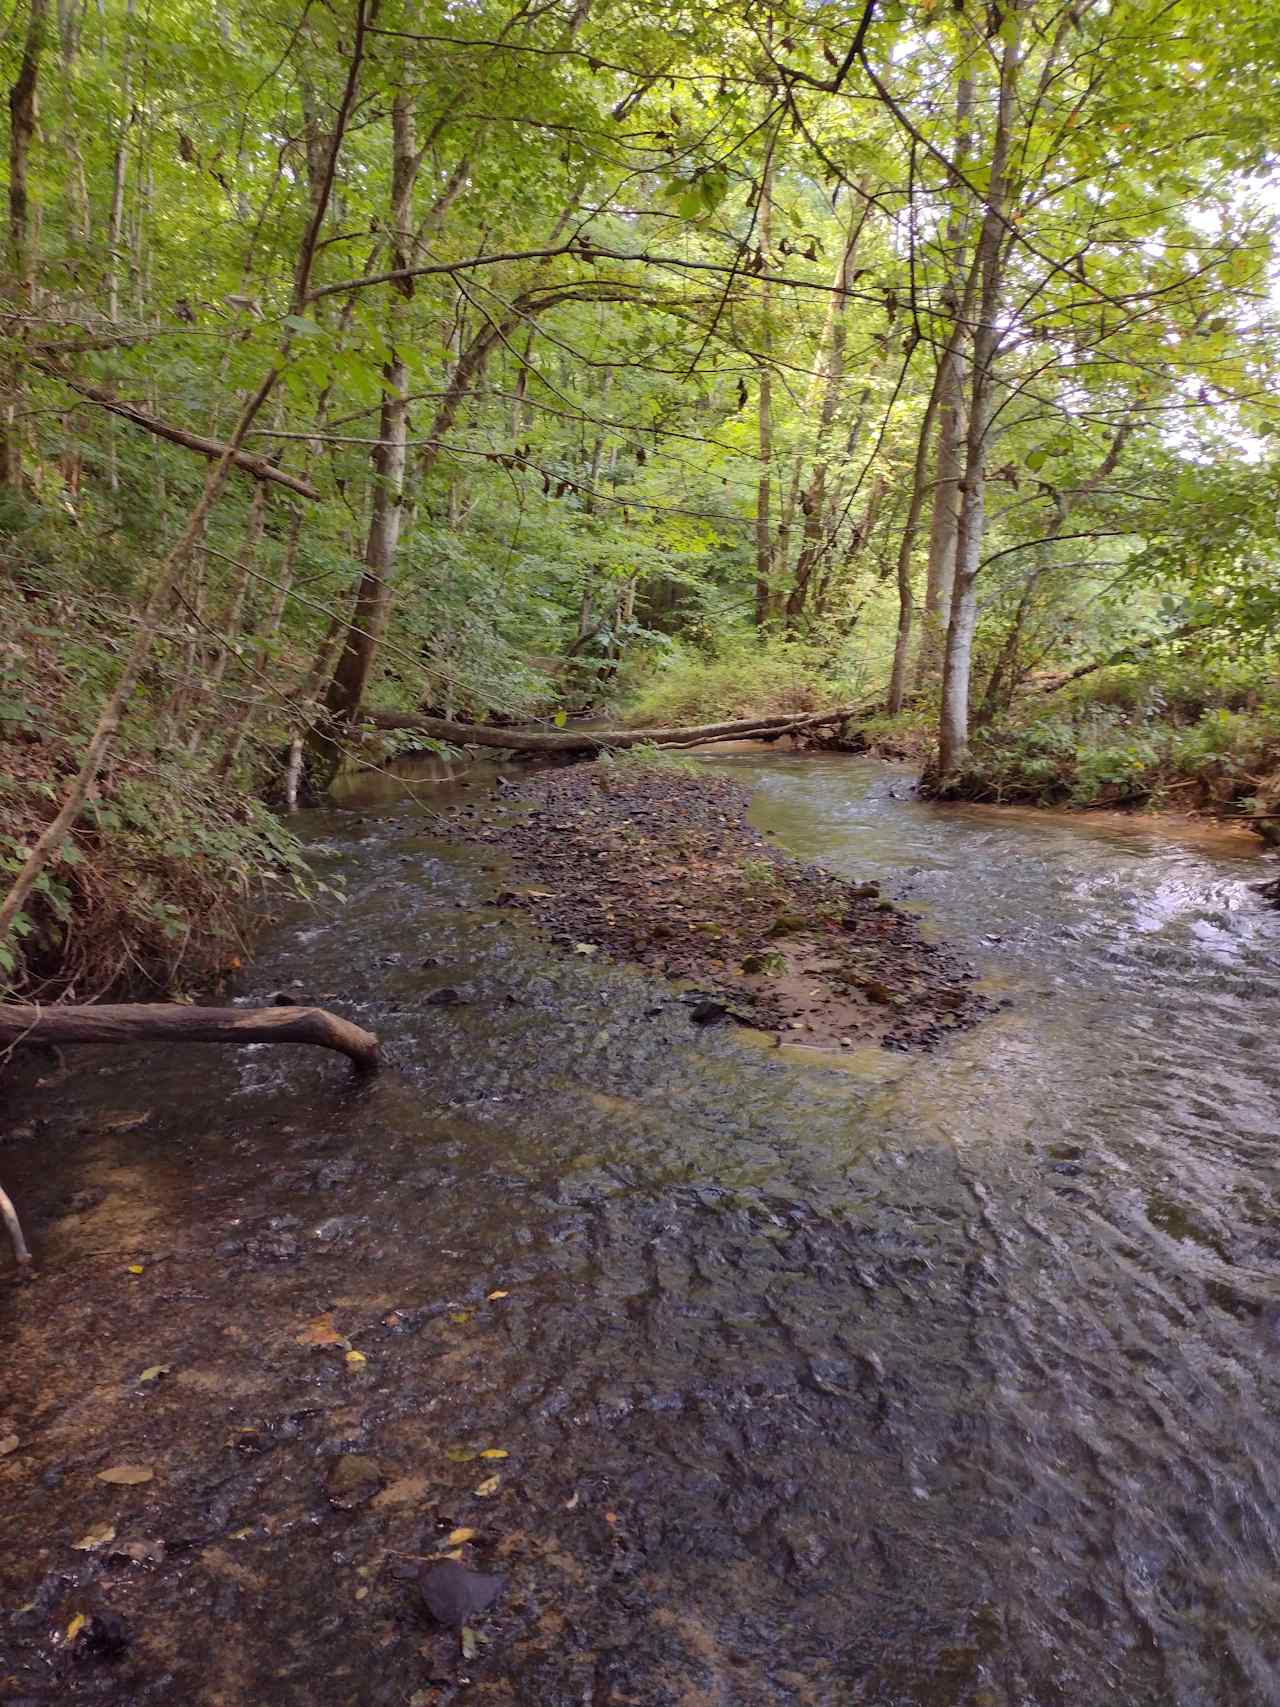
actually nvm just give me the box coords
[420,1560,507,1627]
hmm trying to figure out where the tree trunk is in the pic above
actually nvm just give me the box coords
[0,1003,379,1068]
[104,0,134,323]
[754,162,775,630]
[976,557,1046,724]
[937,12,1023,777]
[2,0,50,491]
[915,72,975,688]
[322,85,421,729]
[784,205,866,631]
[7,0,47,298]
[885,347,953,713]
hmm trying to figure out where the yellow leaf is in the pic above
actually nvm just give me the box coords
[447,1527,476,1544]
[345,1349,367,1368]
[97,1464,154,1486]
[0,1433,18,1455]
[446,1447,478,1463]
[66,1614,86,1641]
[474,1475,501,1497]
[450,1311,470,1325]
[479,1449,508,1460]
[71,1521,117,1551]
[138,1365,170,1383]
[127,1264,145,1275]
[486,1290,509,1301]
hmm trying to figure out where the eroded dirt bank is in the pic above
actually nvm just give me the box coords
[437,761,989,1051]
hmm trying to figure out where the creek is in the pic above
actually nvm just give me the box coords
[3,753,1278,1705]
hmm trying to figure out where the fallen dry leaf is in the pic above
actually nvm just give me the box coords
[486,1290,509,1301]
[0,1433,18,1456]
[474,1474,501,1497]
[449,1311,470,1325]
[296,1313,348,1349]
[447,1527,477,1545]
[479,1449,508,1460]
[461,1625,479,1660]
[127,1264,145,1275]
[345,1348,368,1368]
[97,1464,154,1486]
[66,1614,86,1641]
[446,1447,478,1463]
[138,1365,170,1384]
[71,1521,117,1551]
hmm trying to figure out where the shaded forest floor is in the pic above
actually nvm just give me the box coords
[436,759,991,1051]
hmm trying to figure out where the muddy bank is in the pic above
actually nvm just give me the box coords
[438,760,991,1050]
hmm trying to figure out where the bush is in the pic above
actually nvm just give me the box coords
[620,633,861,727]
[0,597,331,1001]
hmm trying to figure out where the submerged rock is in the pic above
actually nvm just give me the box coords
[326,1455,383,1509]
[419,1559,506,1627]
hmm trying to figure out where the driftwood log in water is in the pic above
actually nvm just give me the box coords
[365,704,866,754]
[0,1004,379,1274]
[0,1003,380,1069]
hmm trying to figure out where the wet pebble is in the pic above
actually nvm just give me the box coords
[326,1454,383,1509]
[311,1214,363,1244]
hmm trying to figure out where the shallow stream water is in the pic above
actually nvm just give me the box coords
[3,754,1279,1705]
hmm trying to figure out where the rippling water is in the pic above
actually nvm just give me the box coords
[5,754,1279,1704]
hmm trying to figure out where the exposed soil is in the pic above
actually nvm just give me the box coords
[437,760,990,1051]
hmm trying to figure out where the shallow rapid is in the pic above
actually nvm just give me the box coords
[4,754,1279,1705]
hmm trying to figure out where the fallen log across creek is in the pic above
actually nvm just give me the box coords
[0,1003,380,1276]
[364,703,868,754]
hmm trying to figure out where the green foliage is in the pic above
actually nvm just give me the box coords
[622,634,862,727]
[0,597,331,999]
[939,663,1280,811]
[597,742,701,776]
